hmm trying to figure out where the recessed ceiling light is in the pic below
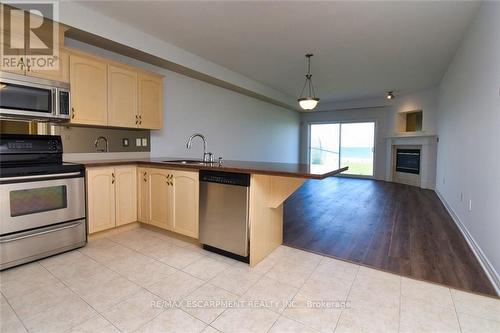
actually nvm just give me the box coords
[386,91,395,100]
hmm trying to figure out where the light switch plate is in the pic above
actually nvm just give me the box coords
[136,138,142,147]
[142,138,148,146]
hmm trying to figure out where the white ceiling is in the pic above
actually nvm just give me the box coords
[77,1,480,103]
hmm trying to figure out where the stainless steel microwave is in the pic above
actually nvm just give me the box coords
[0,71,70,122]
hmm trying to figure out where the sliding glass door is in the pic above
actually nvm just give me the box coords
[310,123,340,169]
[309,121,375,177]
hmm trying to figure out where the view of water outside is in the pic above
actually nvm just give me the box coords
[310,122,374,176]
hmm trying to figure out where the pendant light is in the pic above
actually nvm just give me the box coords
[298,53,320,111]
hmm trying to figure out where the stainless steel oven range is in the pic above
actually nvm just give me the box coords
[0,134,86,270]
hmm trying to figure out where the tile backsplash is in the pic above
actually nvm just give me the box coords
[54,125,150,153]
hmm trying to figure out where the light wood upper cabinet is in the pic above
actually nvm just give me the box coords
[137,167,150,223]
[148,169,174,229]
[87,168,116,234]
[0,32,25,75]
[27,48,70,83]
[64,46,163,129]
[0,7,67,78]
[69,53,108,125]
[1,43,69,81]
[138,73,163,129]
[115,166,137,226]
[172,170,199,238]
[108,65,138,127]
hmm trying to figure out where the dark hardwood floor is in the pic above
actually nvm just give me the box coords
[283,177,497,296]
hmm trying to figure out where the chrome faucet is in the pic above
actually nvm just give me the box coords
[94,136,109,152]
[186,133,212,162]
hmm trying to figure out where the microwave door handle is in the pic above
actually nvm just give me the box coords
[52,89,57,116]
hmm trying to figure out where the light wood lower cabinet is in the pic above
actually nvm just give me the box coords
[86,167,116,234]
[171,170,199,238]
[148,168,174,229]
[86,166,137,233]
[115,166,138,226]
[87,165,198,238]
[137,167,150,223]
[138,167,199,238]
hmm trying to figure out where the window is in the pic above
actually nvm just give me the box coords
[10,186,68,217]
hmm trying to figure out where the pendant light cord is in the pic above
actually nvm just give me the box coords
[299,54,317,98]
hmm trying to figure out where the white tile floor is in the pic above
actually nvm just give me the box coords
[1,227,499,333]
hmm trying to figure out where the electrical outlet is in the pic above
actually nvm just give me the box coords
[135,138,142,147]
[122,138,129,147]
[142,138,148,147]
[468,199,472,212]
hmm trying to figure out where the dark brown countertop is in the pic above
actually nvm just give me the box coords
[72,157,348,179]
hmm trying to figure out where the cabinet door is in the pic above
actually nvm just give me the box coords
[27,48,69,83]
[137,73,163,129]
[149,169,173,229]
[108,65,137,128]
[172,170,199,238]
[115,166,137,226]
[87,167,115,233]
[69,54,108,125]
[137,167,150,223]
[0,32,26,74]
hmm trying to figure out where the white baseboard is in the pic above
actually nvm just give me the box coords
[435,189,500,296]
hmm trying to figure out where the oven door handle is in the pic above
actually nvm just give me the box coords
[0,172,82,182]
[0,221,83,243]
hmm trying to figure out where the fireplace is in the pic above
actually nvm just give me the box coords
[396,149,421,174]
[386,135,437,189]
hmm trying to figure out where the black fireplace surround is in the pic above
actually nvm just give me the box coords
[396,149,421,174]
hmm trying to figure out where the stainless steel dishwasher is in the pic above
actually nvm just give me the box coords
[199,170,250,262]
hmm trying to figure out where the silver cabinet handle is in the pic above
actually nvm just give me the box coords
[0,222,82,243]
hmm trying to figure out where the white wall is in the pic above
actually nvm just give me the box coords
[388,88,438,135]
[151,70,300,162]
[436,2,500,290]
[65,39,300,163]
[316,88,438,135]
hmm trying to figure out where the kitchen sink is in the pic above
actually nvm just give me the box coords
[162,159,206,165]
